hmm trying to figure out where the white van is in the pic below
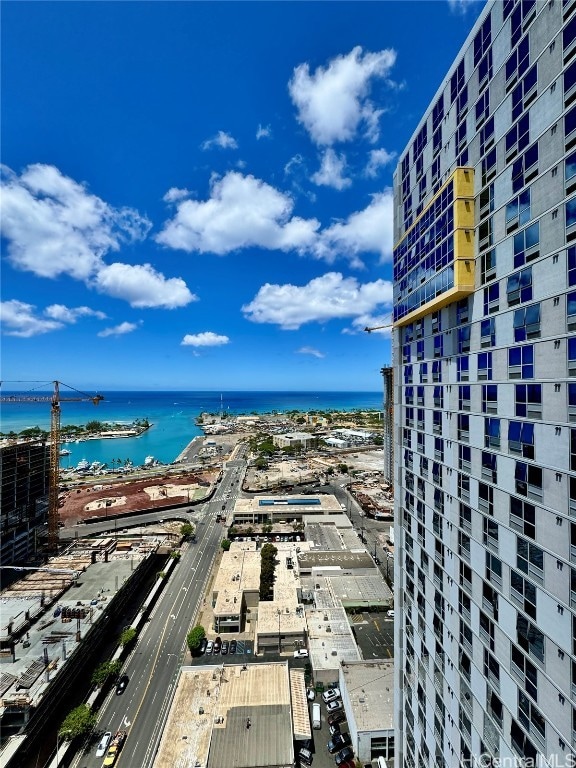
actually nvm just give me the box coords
[312,702,321,729]
[377,757,388,768]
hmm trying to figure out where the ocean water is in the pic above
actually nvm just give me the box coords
[0,390,383,467]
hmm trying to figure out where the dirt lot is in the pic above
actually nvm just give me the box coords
[58,470,218,526]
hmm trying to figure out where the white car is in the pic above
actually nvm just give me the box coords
[322,687,341,703]
[293,648,309,658]
[326,699,344,713]
[387,610,395,619]
[96,732,112,757]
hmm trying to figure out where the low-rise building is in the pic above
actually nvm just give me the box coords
[272,432,319,450]
[339,660,394,764]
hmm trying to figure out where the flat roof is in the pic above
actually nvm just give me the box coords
[306,606,360,671]
[234,494,342,515]
[341,660,394,733]
[298,551,376,570]
[213,548,261,616]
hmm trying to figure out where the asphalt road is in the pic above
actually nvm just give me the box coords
[71,461,246,768]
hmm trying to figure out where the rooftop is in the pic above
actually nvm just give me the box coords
[341,659,394,732]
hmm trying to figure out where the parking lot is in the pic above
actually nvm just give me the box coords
[297,691,357,768]
[350,610,394,661]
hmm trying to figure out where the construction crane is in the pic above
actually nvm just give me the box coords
[364,319,394,333]
[0,380,103,551]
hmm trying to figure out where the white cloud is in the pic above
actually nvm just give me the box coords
[97,321,139,338]
[156,171,320,255]
[242,271,393,330]
[93,263,197,309]
[284,154,305,176]
[181,332,230,347]
[288,46,396,146]
[364,148,396,178]
[297,346,325,359]
[0,300,63,337]
[256,124,272,140]
[314,190,394,266]
[447,0,478,14]
[163,187,191,203]
[44,304,107,323]
[0,163,151,280]
[311,149,351,190]
[201,131,238,151]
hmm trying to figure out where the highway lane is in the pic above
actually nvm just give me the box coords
[72,459,247,768]
[72,505,223,768]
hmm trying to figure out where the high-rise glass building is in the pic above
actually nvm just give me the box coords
[393,1,576,765]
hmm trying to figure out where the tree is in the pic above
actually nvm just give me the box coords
[91,660,122,688]
[221,539,231,551]
[119,627,137,647]
[187,625,206,655]
[170,550,181,560]
[180,523,194,539]
[86,420,103,432]
[59,704,97,739]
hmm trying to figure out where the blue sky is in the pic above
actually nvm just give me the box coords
[1,0,484,392]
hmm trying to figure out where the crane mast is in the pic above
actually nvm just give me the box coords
[1,380,103,552]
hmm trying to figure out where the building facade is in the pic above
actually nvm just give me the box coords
[0,439,49,566]
[393,1,576,766]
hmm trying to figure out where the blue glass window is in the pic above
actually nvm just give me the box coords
[509,345,534,378]
[566,152,576,186]
[482,385,498,413]
[506,114,529,157]
[405,386,414,405]
[569,337,576,366]
[478,352,493,380]
[484,283,499,315]
[434,335,444,358]
[565,104,576,139]
[451,60,465,102]
[506,190,531,231]
[480,117,495,156]
[506,35,529,83]
[514,303,540,341]
[403,344,411,363]
[433,95,444,131]
[478,49,493,85]
[474,15,491,65]
[457,356,469,382]
[568,291,576,322]
[507,267,533,305]
[515,384,542,418]
[508,421,535,459]
[458,325,471,353]
[484,419,501,449]
[513,223,539,267]
[404,365,413,385]
[476,90,490,126]
[481,317,496,347]
[459,385,471,409]
[512,143,538,193]
[565,60,576,96]
[419,363,428,384]
[567,198,576,229]
[432,360,442,382]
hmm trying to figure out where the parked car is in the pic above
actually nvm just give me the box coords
[331,732,351,750]
[327,712,346,726]
[329,723,341,736]
[293,648,309,658]
[335,746,354,765]
[198,638,207,655]
[96,732,112,757]
[307,688,316,700]
[206,640,214,654]
[326,699,343,713]
[229,639,237,654]
[386,610,395,618]
[298,747,313,765]
[322,687,341,703]
[221,640,229,655]
[328,739,343,754]
[115,675,129,695]
[213,637,222,654]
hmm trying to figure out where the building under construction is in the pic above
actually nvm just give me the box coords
[0,439,50,567]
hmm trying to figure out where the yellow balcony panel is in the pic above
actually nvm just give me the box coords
[453,199,475,229]
[454,257,475,291]
[454,228,475,259]
[453,167,474,199]
[394,282,475,328]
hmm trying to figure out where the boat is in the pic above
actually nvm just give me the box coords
[75,459,89,471]
[144,455,155,466]
[59,448,71,456]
